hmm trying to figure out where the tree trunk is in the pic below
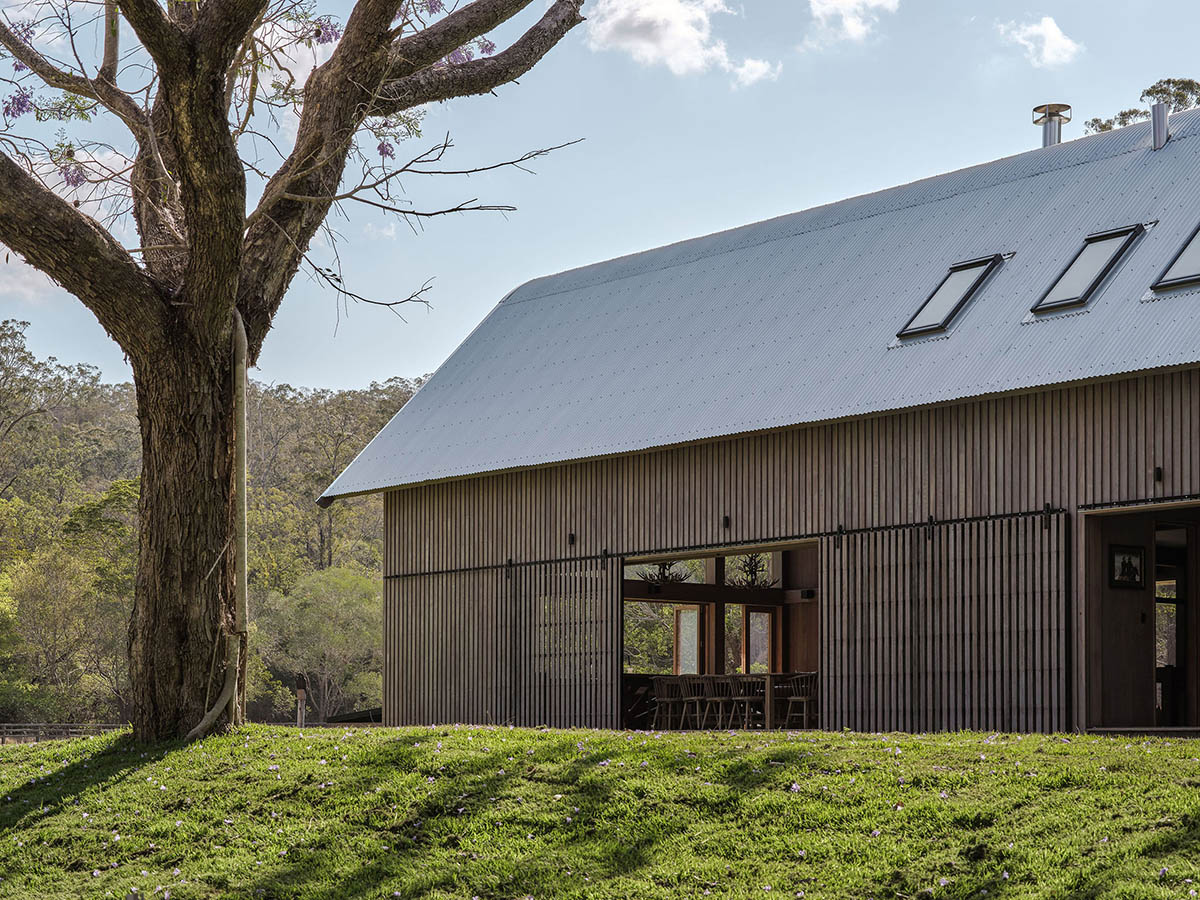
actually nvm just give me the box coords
[128,346,245,740]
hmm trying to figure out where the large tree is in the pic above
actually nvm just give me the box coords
[0,0,583,740]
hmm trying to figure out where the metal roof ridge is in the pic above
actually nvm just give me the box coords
[498,120,1198,310]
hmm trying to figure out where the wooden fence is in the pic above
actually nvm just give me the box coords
[0,723,127,744]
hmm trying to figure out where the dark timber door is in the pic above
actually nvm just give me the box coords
[821,512,1070,733]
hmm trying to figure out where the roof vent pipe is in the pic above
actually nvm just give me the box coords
[1033,103,1072,147]
[1152,102,1170,150]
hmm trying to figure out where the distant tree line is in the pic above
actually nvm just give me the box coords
[0,320,422,724]
[1084,78,1200,134]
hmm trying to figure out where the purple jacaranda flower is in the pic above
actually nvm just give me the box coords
[478,37,496,56]
[60,163,86,188]
[3,87,32,119]
[444,47,473,66]
[425,0,444,13]
[311,16,342,44]
[378,141,395,159]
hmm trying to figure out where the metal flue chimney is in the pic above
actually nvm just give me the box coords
[1033,103,1072,147]
[1152,102,1170,150]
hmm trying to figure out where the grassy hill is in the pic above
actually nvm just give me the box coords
[1,726,1199,899]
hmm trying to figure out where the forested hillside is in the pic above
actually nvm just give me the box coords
[0,320,421,724]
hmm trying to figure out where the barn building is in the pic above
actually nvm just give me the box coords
[322,105,1200,734]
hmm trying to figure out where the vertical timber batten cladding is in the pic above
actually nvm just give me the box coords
[380,370,1199,731]
[821,513,1069,733]
[384,562,620,727]
[384,370,1200,575]
[334,113,1200,733]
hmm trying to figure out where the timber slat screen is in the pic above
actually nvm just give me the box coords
[382,369,1200,732]
[386,559,620,727]
[821,512,1069,733]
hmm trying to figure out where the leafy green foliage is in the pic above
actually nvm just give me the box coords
[258,568,384,721]
[1084,77,1200,133]
[622,600,676,674]
[4,727,1200,898]
[0,321,420,723]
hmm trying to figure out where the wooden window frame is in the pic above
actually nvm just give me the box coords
[672,604,704,675]
[740,604,782,673]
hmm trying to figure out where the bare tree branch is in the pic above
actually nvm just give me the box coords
[373,0,584,114]
[0,18,150,138]
[116,0,188,74]
[236,0,582,359]
[308,261,433,314]
[388,0,534,74]
[100,0,119,81]
[0,151,169,361]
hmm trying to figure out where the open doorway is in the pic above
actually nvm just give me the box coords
[1091,506,1200,730]
[1155,526,1189,726]
[618,545,819,729]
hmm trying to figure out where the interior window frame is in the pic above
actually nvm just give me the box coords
[1152,220,1200,291]
[1031,224,1144,313]
[897,253,1003,338]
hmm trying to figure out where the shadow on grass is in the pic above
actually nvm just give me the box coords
[866,792,1200,900]
[0,732,155,833]
[239,731,834,900]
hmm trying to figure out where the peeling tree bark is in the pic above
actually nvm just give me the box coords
[129,348,245,739]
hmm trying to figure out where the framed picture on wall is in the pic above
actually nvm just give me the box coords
[1109,544,1146,590]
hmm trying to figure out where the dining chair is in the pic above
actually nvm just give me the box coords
[680,675,709,729]
[729,675,766,729]
[651,676,685,730]
[781,672,819,729]
[704,675,737,729]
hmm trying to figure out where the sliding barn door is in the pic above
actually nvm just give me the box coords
[385,558,621,727]
[511,559,622,728]
[821,512,1070,733]
[386,567,514,726]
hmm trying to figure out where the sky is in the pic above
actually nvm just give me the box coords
[3,0,1197,389]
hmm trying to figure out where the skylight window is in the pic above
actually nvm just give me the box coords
[897,255,1002,338]
[1153,223,1200,290]
[1032,225,1144,312]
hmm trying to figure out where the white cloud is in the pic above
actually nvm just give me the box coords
[997,16,1082,68]
[363,221,398,240]
[731,57,782,88]
[803,0,899,47]
[0,252,62,304]
[586,0,780,88]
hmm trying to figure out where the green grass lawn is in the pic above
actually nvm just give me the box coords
[2,726,1200,899]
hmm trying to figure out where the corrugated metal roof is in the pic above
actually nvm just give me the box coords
[322,111,1200,501]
